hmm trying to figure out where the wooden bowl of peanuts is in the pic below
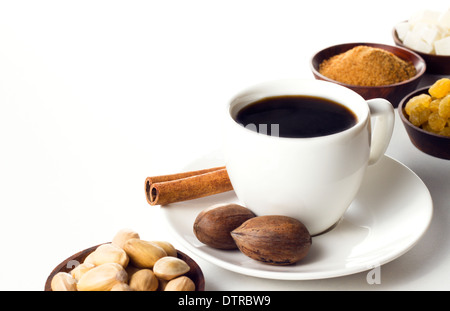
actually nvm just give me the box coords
[45,229,205,291]
[398,78,450,160]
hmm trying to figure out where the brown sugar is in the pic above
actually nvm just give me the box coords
[318,45,416,87]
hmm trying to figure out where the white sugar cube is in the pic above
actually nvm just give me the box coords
[395,21,411,41]
[411,22,429,36]
[434,36,450,55]
[403,31,434,54]
[438,8,450,29]
[410,10,441,25]
[421,24,445,45]
[401,8,450,55]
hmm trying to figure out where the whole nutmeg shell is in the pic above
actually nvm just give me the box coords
[231,215,311,265]
[193,203,256,249]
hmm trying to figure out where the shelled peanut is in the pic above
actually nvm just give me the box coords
[405,78,450,137]
[51,228,195,291]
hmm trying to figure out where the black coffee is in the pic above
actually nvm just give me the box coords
[235,95,357,138]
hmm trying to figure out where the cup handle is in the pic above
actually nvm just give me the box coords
[366,99,395,165]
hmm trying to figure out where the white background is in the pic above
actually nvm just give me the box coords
[0,0,449,290]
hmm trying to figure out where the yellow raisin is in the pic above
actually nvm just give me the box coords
[409,106,431,126]
[438,94,450,118]
[429,78,450,99]
[428,112,447,131]
[422,122,438,134]
[430,99,441,112]
[439,126,450,137]
[405,94,431,116]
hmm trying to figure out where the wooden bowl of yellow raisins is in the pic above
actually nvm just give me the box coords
[398,78,450,160]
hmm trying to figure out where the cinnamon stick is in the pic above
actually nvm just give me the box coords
[145,167,233,206]
[145,166,225,187]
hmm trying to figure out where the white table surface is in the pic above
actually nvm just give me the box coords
[0,0,449,291]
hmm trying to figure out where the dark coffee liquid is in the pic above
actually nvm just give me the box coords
[235,95,357,138]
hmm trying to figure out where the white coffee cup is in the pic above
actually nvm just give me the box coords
[224,79,394,235]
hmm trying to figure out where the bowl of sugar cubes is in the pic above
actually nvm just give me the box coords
[393,8,450,74]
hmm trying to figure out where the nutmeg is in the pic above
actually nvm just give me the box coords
[193,203,256,249]
[231,215,311,265]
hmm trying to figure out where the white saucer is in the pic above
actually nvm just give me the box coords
[161,154,433,280]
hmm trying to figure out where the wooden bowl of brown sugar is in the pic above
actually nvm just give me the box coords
[311,42,426,108]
